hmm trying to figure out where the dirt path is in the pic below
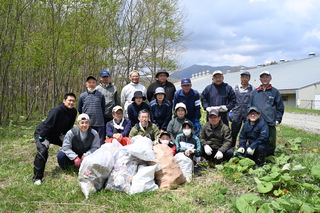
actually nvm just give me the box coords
[281,112,320,134]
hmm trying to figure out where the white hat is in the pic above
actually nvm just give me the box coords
[260,70,271,77]
[154,87,166,98]
[175,102,188,114]
[212,70,223,76]
[112,105,123,113]
[77,113,90,122]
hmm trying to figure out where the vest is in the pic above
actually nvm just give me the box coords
[71,126,94,157]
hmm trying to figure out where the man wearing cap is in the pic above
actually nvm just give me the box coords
[33,93,77,185]
[201,70,236,126]
[78,75,106,145]
[200,108,233,162]
[96,70,120,124]
[149,87,172,131]
[249,71,284,155]
[121,71,147,118]
[127,91,151,127]
[173,78,201,136]
[231,71,254,147]
[147,69,176,103]
[235,107,270,166]
[129,109,160,143]
[57,113,100,170]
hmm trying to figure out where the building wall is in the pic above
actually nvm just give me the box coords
[297,83,320,109]
[281,94,296,108]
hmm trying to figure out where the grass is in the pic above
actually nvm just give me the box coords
[284,107,320,115]
[1,116,320,212]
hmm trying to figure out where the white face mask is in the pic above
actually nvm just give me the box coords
[183,129,192,136]
[88,88,96,92]
[161,140,169,145]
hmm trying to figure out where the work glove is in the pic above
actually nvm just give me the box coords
[247,147,255,155]
[214,151,223,160]
[40,137,50,148]
[219,105,228,112]
[276,121,280,126]
[237,147,245,154]
[185,148,196,156]
[74,157,81,167]
[204,145,213,155]
[206,106,220,112]
[81,155,86,161]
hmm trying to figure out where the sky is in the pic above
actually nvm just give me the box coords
[179,0,320,68]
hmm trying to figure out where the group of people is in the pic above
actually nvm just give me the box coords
[32,68,284,185]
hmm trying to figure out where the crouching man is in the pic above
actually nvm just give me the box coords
[57,113,100,169]
[235,107,270,166]
[200,108,234,163]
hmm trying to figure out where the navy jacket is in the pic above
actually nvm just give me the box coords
[239,118,269,150]
[127,102,151,127]
[147,80,176,102]
[175,133,202,157]
[149,99,172,130]
[173,88,201,122]
[106,118,131,138]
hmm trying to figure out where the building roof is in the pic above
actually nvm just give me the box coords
[175,56,320,93]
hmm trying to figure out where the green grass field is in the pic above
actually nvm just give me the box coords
[0,117,320,212]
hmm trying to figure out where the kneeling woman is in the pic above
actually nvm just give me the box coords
[57,113,100,169]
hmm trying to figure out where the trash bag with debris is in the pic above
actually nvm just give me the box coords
[128,135,156,162]
[174,152,193,182]
[129,164,159,195]
[78,139,122,199]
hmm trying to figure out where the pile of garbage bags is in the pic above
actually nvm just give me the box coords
[78,135,193,198]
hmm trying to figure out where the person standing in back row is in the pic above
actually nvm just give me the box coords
[147,69,176,103]
[231,71,254,147]
[33,93,77,185]
[201,70,236,126]
[249,71,284,155]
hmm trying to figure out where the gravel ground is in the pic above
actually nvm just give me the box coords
[281,112,320,134]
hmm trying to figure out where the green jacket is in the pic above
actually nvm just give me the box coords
[129,121,160,143]
[199,120,232,153]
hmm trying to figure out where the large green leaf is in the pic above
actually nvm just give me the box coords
[289,164,307,176]
[257,203,274,213]
[236,194,261,213]
[256,181,273,193]
[260,172,280,182]
[239,158,256,168]
[311,165,320,179]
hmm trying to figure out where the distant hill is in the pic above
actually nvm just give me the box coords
[170,65,244,79]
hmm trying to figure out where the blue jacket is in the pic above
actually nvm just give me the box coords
[106,118,131,138]
[201,82,236,125]
[78,90,106,127]
[127,102,151,127]
[175,133,202,157]
[173,88,201,122]
[149,99,172,130]
[249,85,284,126]
[239,118,269,150]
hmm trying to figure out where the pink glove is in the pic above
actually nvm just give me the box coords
[74,157,81,167]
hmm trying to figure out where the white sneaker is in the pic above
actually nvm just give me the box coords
[34,179,42,185]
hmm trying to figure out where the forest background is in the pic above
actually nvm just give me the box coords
[0,0,187,124]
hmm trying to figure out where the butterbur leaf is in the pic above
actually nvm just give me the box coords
[277,154,291,165]
[300,203,315,213]
[288,137,302,144]
[239,158,256,167]
[311,165,320,179]
[260,172,280,182]
[257,203,274,213]
[236,194,261,213]
[276,198,297,211]
[282,163,291,171]
[273,188,283,197]
[290,198,303,206]
[290,145,299,151]
[280,173,292,182]
[257,181,273,193]
[289,164,307,176]
[271,201,283,210]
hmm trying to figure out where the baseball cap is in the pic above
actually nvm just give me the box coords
[241,71,251,76]
[212,70,223,76]
[182,120,193,129]
[86,75,97,81]
[77,113,90,122]
[159,131,171,138]
[112,105,123,114]
[260,71,271,77]
[100,70,110,77]
[181,78,191,85]
[175,102,188,114]
[247,106,260,115]
[209,108,219,117]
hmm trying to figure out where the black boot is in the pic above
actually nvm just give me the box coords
[256,154,266,167]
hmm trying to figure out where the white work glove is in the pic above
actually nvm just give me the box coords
[206,106,220,112]
[219,105,228,112]
[214,151,223,160]
[204,145,213,155]
[247,147,255,155]
[276,121,280,126]
[185,148,196,156]
[41,139,50,148]
[237,147,245,154]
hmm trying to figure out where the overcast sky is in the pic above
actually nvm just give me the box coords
[179,0,320,68]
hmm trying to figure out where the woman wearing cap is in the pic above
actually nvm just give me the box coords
[149,87,172,131]
[235,107,270,166]
[127,91,151,127]
[57,113,100,170]
[105,106,131,146]
[167,102,192,141]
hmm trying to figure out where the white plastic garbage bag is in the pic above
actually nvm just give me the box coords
[105,148,139,194]
[129,164,159,195]
[78,140,122,199]
[174,153,193,182]
[128,135,156,162]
